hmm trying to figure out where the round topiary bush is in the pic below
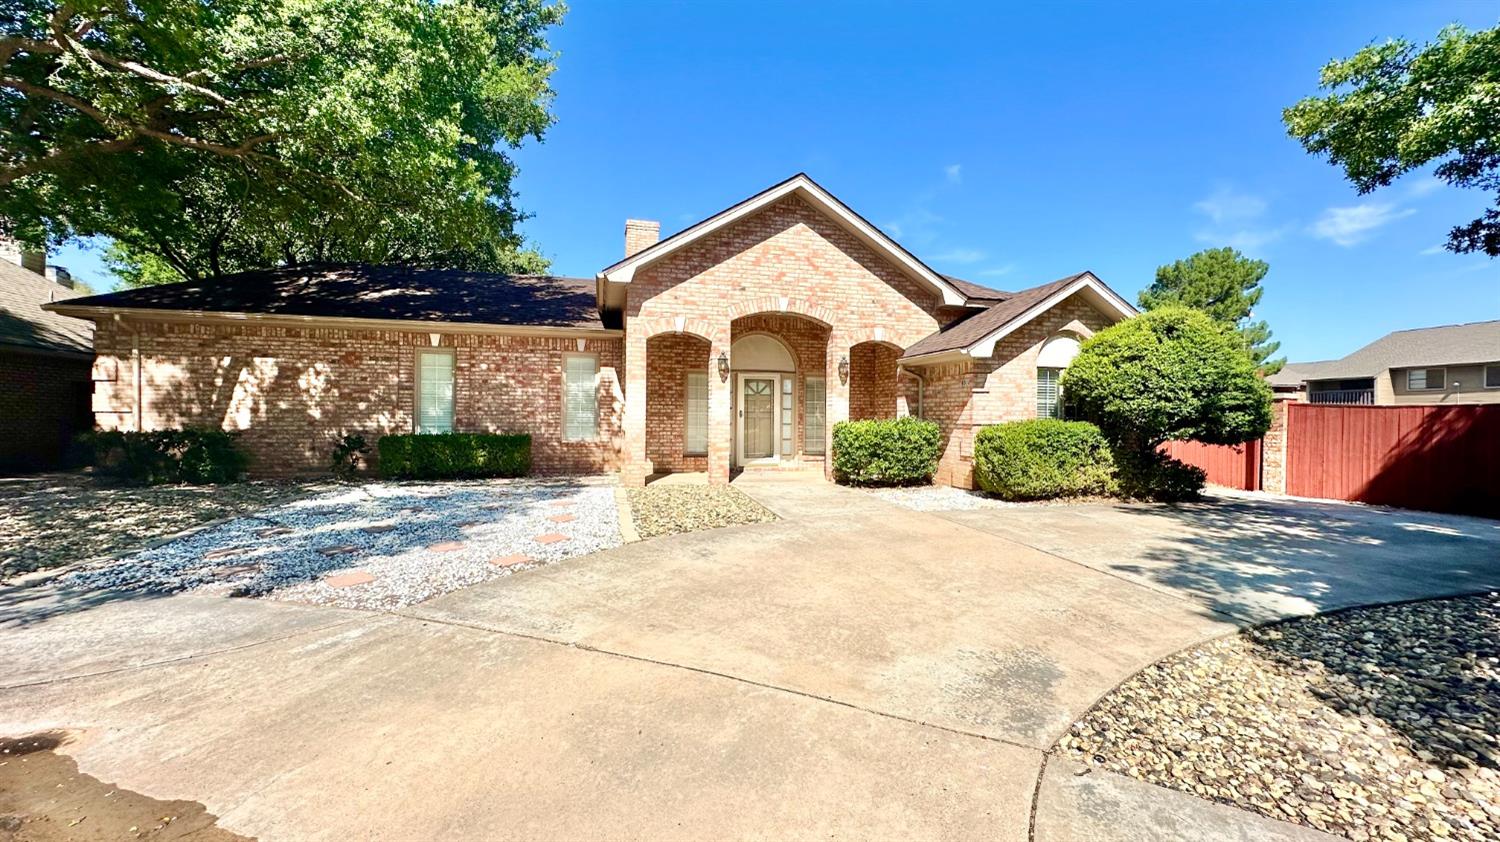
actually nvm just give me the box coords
[973,419,1117,500]
[1062,307,1272,500]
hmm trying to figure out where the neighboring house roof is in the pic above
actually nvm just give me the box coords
[941,275,1011,303]
[46,263,614,333]
[0,259,93,356]
[900,271,1136,361]
[1276,320,1500,383]
[1266,359,1343,388]
[596,173,971,308]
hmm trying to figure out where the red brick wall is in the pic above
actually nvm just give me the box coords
[645,332,710,474]
[89,317,624,476]
[1261,398,1289,494]
[0,349,92,473]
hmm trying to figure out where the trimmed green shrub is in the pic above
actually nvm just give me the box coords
[1115,449,1207,503]
[377,432,531,480]
[831,416,941,486]
[82,429,250,485]
[973,420,1117,500]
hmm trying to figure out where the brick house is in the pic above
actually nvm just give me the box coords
[46,174,1135,486]
[0,253,94,473]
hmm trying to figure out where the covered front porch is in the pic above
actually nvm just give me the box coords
[621,307,908,485]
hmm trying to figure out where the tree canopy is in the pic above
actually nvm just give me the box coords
[1062,307,1272,452]
[1284,24,1500,256]
[1138,247,1285,375]
[1,0,563,282]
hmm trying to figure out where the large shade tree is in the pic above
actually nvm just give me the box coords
[1284,24,1500,256]
[1138,247,1285,376]
[1,0,564,282]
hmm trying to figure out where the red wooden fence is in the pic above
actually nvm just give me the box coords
[1160,438,1262,491]
[1286,403,1500,518]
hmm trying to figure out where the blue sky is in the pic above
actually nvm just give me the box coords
[55,1,1498,362]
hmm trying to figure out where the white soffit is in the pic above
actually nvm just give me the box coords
[969,274,1136,358]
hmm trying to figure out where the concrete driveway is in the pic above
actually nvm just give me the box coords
[1,478,1496,841]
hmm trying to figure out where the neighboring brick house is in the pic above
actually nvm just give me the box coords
[1268,320,1500,407]
[0,255,94,473]
[46,174,1135,486]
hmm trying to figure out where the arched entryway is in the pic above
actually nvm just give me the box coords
[729,313,831,471]
[848,340,903,421]
[644,332,713,475]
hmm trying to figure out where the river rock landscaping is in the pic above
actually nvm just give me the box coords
[0,474,327,581]
[63,478,622,610]
[1060,593,1500,842]
[626,485,776,538]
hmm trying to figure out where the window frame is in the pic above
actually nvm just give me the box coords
[803,374,826,456]
[683,368,709,456]
[1037,366,1064,419]
[414,348,457,434]
[1406,367,1447,391]
[1485,364,1500,390]
[561,351,601,442]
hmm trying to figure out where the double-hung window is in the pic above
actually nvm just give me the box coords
[416,350,455,433]
[1037,367,1064,419]
[684,370,709,455]
[1406,367,1446,391]
[803,376,826,455]
[563,354,599,441]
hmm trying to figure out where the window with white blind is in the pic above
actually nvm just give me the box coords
[563,354,599,441]
[803,376,826,455]
[1406,367,1446,391]
[684,370,708,454]
[416,350,455,433]
[1037,367,1063,419]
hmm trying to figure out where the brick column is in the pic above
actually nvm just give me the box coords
[707,336,732,484]
[1261,398,1289,494]
[621,331,651,486]
[824,336,850,480]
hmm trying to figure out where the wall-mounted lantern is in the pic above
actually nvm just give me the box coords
[717,351,730,382]
[837,354,850,385]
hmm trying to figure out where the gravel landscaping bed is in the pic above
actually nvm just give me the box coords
[0,473,327,580]
[626,485,777,538]
[63,478,621,610]
[864,484,1025,511]
[1061,593,1500,841]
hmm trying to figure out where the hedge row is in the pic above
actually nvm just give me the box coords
[973,420,1116,500]
[82,429,250,485]
[377,432,531,480]
[831,417,941,486]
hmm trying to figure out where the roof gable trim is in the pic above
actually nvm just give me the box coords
[968,273,1135,357]
[596,173,968,307]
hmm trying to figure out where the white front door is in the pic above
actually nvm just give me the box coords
[735,373,781,466]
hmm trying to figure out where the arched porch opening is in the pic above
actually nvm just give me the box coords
[729,313,831,470]
[644,331,713,477]
[848,340,903,421]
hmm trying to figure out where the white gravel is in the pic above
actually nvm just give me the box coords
[64,477,622,610]
[864,484,1026,511]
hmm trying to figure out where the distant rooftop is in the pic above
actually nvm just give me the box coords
[1274,319,1500,384]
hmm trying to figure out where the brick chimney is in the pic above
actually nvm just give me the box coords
[0,234,45,276]
[624,219,660,257]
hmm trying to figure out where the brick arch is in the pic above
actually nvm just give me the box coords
[724,296,836,329]
[633,316,724,346]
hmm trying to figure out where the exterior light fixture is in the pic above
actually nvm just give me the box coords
[717,351,730,382]
[837,354,850,384]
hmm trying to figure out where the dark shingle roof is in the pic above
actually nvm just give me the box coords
[0,260,93,355]
[1265,360,1343,388]
[941,275,1011,302]
[50,263,608,330]
[1273,320,1500,383]
[901,272,1091,359]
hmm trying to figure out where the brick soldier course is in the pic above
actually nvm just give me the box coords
[46,173,1137,486]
